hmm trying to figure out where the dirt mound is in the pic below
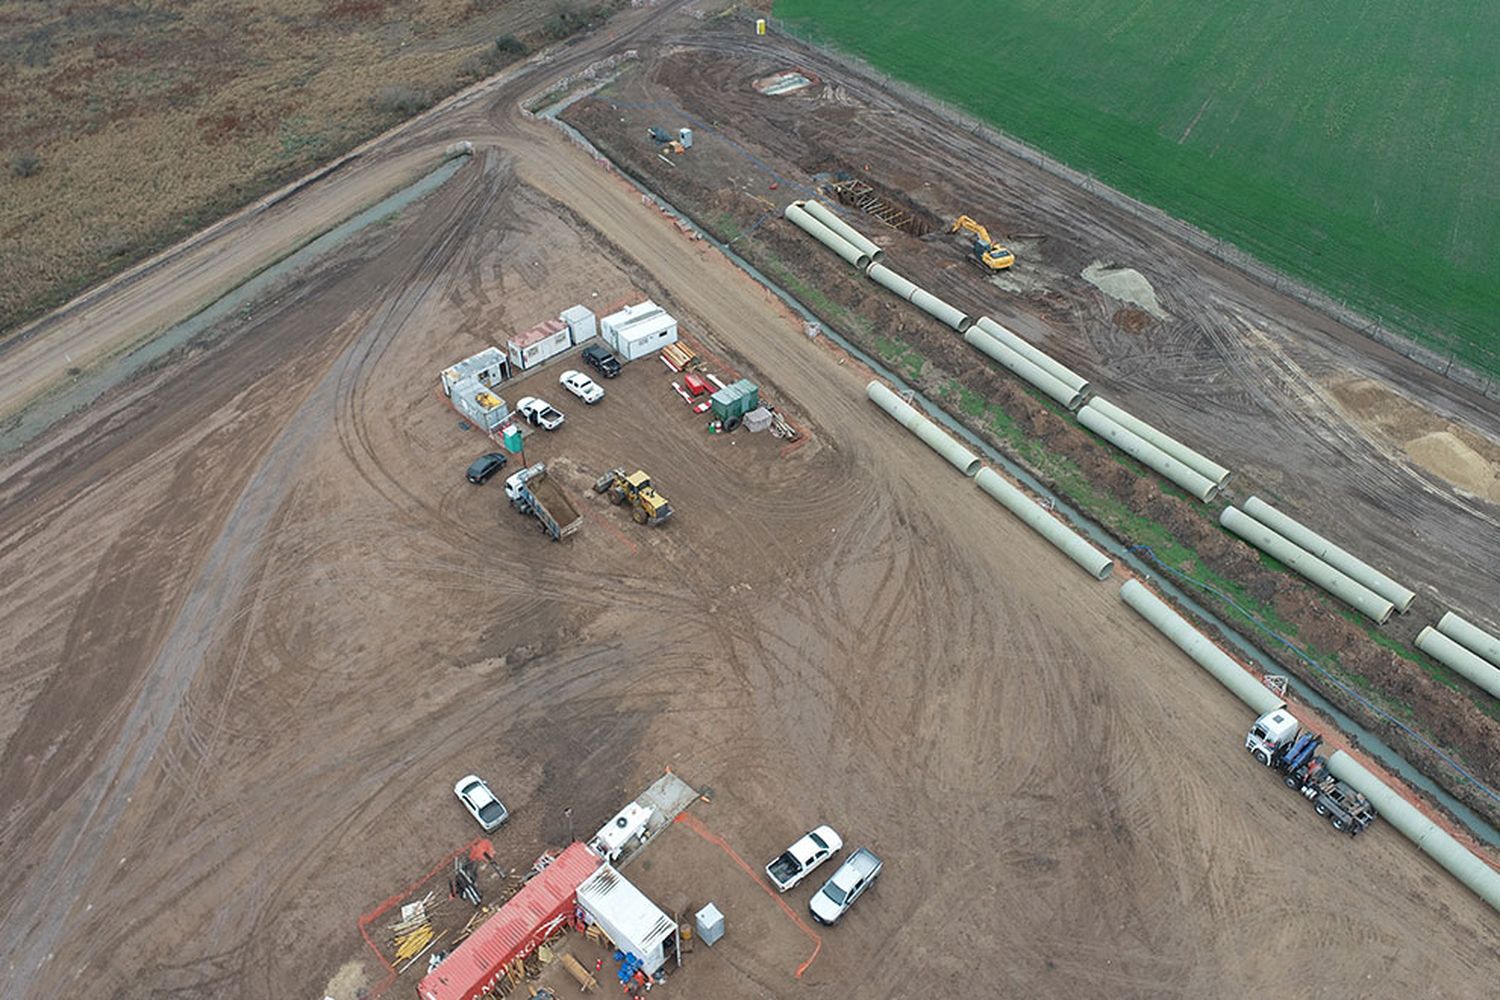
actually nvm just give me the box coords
[1329,377,1500,499]
[1405,430,1500,501]
[1112,307,1152,333]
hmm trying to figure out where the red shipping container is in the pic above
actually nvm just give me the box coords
[417,843,602,1000]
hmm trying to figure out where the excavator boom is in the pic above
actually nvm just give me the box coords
[949,214,1014,270]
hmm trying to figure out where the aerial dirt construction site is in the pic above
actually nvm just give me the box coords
[4,4,1500,999]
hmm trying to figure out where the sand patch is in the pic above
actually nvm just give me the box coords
[1081,262,1168,319]
[1328,377,1500,500]
[322,960,370,1000]
[1404,431,1500,501]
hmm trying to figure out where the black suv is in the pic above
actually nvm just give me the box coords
[465,452,508,484]
[581,344,622,378]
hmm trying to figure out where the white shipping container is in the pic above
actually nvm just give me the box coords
[601,300,678,362]
[560,304,597,344]
[507,318,572,371]
[440,346,508,397]
[576,865,675,975]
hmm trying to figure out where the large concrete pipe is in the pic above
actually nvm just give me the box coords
[1327,751,1500,912]
[1087,396,1230,489]
[1119,579,1285,715]
[867,263,920,303]
[1243,496,1415,613]
[803,200,883,262]
[866,381,981,477]
[1077,405,1219,502]
[963,328,1083,411]
[974,316,1090,399]
[975,468,1113,579]
[1219,507,1394,624]
[909,287,973,332]
[784,203,872,270]
[1436,612,1500,668]
[1416,627,1500,698]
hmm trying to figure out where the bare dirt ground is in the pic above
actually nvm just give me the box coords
[556,27,1500,822]
[564,32,1500,623]
[2,3,1498,999]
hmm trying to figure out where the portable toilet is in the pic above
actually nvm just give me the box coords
[678,127,693,149]
[709,379,760,430]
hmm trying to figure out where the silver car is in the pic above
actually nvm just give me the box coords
[454,774,509,832]
[808,846,881,925]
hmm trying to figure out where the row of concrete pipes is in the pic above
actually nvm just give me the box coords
[1216,502,1500,697]
[794,200,1498,685]
[1118,579,1500,913]
[866,382,1113,580]
[784,200,1229,500]
[865,371,1499,912]
[1418,613,1500,699]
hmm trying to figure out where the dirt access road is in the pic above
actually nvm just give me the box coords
[1,3,1497,998]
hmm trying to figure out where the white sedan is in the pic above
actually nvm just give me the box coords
[559,369,604,404]
[516,396,565,430]
[454,774,509,832]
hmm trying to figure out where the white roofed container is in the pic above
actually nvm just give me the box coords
[600,300,679,361]
[575,864,676,975]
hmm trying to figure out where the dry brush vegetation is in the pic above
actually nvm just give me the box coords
[0,0,616,337]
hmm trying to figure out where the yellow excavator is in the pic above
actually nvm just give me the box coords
[949,215,1016,270]
[593,467,674,526]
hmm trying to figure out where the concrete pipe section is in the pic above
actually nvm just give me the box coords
[1119,579,1285,715]
[803,200,884,262]
[1219,507,1394,624]
[909,288,973,332]
[1416,627,1500,699]
[1436,611,1500,667]
[866,263,920,303]
[1243,496,1415,612]
[964,328,1084,411]
[974,316,1090,399]
[783,203,872,270]
[866,381,981,477]
[975,468,1113,579]
[1077,405,1219,501]
[1087,397,1230,489]
[1328,751,1500,913]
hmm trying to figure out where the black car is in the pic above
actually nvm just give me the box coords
[465,452,508,484]
[581,344,622,378]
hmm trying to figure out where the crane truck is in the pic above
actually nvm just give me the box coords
[1246,709,1378,836]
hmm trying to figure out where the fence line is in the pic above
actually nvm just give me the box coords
[768,19,1497,399]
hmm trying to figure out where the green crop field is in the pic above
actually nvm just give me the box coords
[776,1,1499,376]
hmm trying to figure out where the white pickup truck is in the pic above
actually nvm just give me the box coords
[764,825,842,892]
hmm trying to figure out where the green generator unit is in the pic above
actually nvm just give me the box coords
[710,379,760,430]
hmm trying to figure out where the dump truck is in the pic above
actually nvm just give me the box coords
[1246,709,1378,837]
[505,462,582,540]
[592,467,673,526]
